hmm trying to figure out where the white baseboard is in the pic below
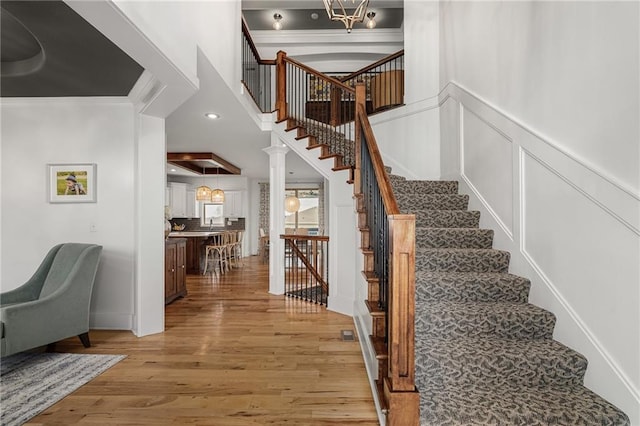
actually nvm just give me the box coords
[90,312,133,330]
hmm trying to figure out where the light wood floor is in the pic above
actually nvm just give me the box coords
[30,256,379,425]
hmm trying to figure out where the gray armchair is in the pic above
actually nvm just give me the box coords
[1,243,103,357]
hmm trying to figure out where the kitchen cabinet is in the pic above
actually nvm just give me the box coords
[169,182,187,218]
[186,190,199,218]
[224,191,243,218]
[165,238,187,304]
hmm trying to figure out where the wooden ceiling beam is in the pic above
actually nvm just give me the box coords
[167,152,241,175]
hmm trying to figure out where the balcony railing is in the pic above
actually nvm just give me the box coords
[282,234,329,305]
[241,19,275,112]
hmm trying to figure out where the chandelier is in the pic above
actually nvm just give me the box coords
[322,0,370,33]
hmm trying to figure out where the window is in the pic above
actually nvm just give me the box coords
[201,203,224,227]
[285,189,319,234]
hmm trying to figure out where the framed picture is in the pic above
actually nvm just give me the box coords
[47,163,97,203]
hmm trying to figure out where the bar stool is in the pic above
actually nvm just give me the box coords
[230,230,244,268]
[203,233,228,276]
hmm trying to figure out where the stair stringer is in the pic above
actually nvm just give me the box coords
[271,118,358,317]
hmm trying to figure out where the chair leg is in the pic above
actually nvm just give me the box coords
[78,332,91,348]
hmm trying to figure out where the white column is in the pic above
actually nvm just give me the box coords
[263,136,289,295]
[134,113,165,336]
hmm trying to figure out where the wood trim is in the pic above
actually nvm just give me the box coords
[280,235,329,242]
[276,51,287,121]
[241,18,275,65]
[355,103,400,214]
[387,214,416,391]
[284,238,329,293]
[383,378,419,426]
[167,152,241,175]
[282,56,355,95]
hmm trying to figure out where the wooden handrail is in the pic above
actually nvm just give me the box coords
[280,235,330,242]
[241,18,276,65]
[340,49,405,82]
[282,55,355,95]
[282,237,329,294]
[355,100,399,215]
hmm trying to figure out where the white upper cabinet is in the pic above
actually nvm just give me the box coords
[224,191,243,218]
[169,182,187,218]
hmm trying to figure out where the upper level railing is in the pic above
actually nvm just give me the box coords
[241,19,275,112]
[341,50,405,115]
[276,52,356,168]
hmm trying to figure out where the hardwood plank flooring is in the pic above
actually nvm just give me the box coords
[28,256,379,425]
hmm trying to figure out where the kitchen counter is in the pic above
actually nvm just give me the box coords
[168,231,222,238]
[167,232,221,274]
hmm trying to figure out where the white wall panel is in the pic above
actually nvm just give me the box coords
[1,99,137,330]
[462,107,514,235]
[439,82,640,423]
[440,1,639,195]
[522,152,639,394]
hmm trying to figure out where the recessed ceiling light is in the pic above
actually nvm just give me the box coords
[205,113,220,119]
[170,168,177,172]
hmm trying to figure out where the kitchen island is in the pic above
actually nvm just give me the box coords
[168,231,222,274]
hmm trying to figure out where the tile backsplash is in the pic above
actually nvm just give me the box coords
[169,217,245,232]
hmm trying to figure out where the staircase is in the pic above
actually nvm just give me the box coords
[389,172,630,425]
[254,37,630,424]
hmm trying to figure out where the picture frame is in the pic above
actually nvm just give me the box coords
[47,163,97,203]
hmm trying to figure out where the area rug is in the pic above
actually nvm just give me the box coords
[0,352,126,426]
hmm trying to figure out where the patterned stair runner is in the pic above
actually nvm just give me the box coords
[389,173,630,425]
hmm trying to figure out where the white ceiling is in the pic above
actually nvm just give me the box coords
[165,0,404,182]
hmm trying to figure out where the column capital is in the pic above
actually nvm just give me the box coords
[262,145,289,156]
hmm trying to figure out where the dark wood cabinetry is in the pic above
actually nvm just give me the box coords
[165,238,187,304]
[185,237,203,274]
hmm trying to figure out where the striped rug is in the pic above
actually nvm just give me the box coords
[0,352,125,426]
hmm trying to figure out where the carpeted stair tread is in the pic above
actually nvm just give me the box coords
[417,227,494,249]
[298,120,355,166]
[416,301,556,340]
[419,382,630,426]
[412,210,481,228]
[373,176,629,423]
[416,248,510,273]
[391,180,459,195]
[396,193,469,211]
[416,271,531,303]
[416,337,588,388]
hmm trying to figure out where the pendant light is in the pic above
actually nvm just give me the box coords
[195,167,212,201]
[322,0,370,33]
[210,167,225,204]
[284,195,300,213]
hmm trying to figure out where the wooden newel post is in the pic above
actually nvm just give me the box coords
[385,214,419,426]
[276,51,287,121]
[329,85,341,126]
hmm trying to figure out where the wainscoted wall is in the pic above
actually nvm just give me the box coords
[439,82,639,423]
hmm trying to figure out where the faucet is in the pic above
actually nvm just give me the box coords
[209,218,213,230]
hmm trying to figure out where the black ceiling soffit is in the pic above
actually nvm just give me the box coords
[1,0,144,97]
